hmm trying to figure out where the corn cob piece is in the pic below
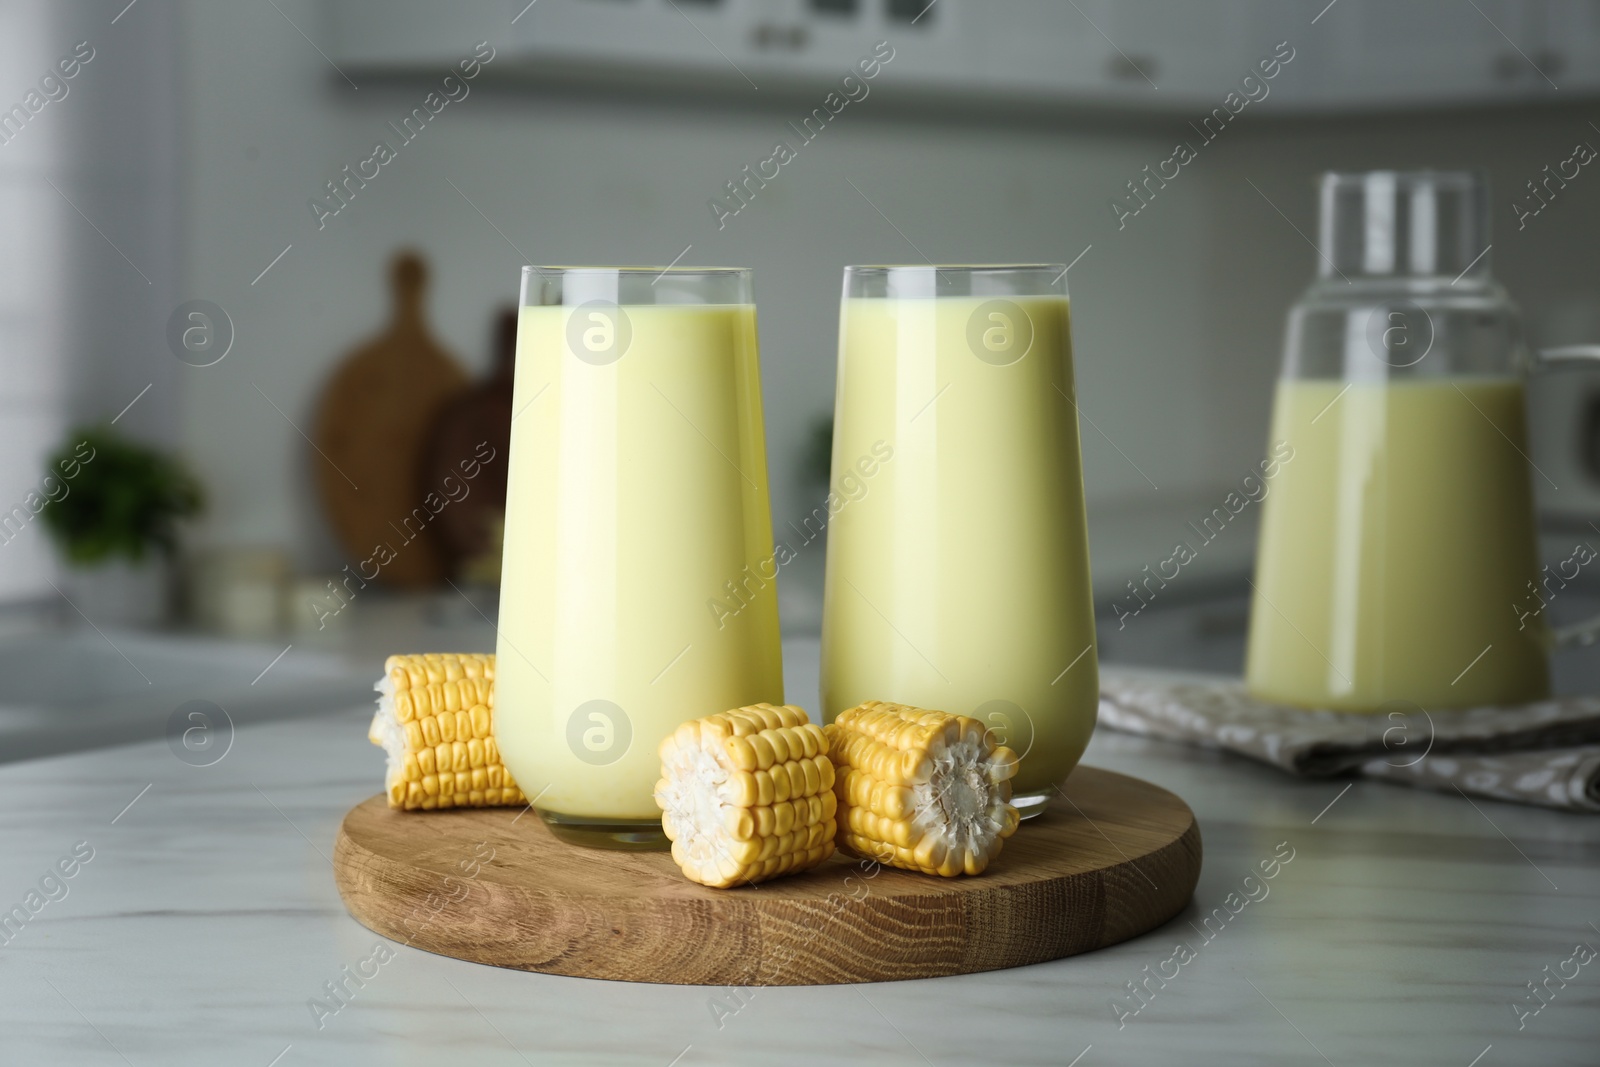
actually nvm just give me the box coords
[826,701,1020,877]
[655,703,837,889]
[368,653,526,811]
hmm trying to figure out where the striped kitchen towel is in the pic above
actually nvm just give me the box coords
[1099,667,1600,812]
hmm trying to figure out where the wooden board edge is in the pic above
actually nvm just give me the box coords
[332,794,1204,987]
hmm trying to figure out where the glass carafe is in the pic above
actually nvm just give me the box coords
[1246,170,1598,711]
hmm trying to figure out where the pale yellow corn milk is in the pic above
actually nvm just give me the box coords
[495,303,783,820]
[822,294,1099,796]
[1246,377,1548,710]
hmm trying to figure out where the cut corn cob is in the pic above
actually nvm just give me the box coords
[368,653,526,811]
[655,703,837,889]
[825,701,1020,877]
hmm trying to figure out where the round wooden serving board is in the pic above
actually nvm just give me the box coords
[333,765,1201,985]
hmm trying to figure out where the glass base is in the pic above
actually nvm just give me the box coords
[537,809,669,851]
[1011,790,1055,821]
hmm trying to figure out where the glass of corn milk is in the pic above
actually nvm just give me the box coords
[820,265,1099,819]
[1247,171,1600,711]
[495,267,784,849]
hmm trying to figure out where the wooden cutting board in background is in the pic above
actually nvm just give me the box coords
[423,306,516,583]
[313,252,467,588]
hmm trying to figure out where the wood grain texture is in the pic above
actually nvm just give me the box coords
[422,306,514,581]
[333,764,1201,985]
[312,251,467,588]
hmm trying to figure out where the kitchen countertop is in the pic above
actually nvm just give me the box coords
[4,638,1598,1066]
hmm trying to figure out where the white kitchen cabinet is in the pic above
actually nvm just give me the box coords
[1103,0,1263,102]
[1294,0,1563,110]
[958,0,1111,101]
[320,0,500,66]
[321,0,1600,111]
[1544,0,1600,94]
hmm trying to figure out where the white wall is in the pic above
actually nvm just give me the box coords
[0,0,178,599]
[176,2,1600,623]
[180,3,1219,564]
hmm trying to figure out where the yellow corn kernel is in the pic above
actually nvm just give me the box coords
[824,701,1020,877]
[655,703,837,889]
[367,653,528,811]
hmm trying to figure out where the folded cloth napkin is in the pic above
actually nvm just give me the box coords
[1098,667,1600,813]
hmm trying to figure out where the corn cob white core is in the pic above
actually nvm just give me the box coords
[911,730,1015,867]
[369,671,411,800]
[656,743,737,868]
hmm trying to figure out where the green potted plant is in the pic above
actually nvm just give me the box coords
[41,425,203,627]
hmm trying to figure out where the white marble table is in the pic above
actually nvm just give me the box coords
[3,638,1598,1066]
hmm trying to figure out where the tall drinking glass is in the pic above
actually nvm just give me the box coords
[821,265,1099,817]
[496,267,784,849]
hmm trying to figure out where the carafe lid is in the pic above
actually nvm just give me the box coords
[1316,170,1490,282]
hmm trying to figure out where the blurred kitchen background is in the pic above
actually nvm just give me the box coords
[7,0,1600,758]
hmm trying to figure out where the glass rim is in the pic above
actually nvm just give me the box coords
[521,265,751,277]
[844,263,1067,274]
